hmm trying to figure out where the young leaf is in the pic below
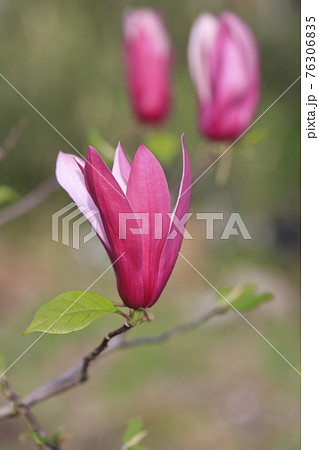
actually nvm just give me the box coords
[122,432,148,450]
[19,431,48,445]
[23,291,120,335]
[218,284,273,311]
[123,417,144,443]
[122,417,148,450]
[31,431,48,445]
[19,429,67,447]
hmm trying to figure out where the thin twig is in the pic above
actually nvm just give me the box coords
[0,177,58,227]
[123,303,227,348]
[0,118,28,162]
[1,379,61,450]
[80,321,132,382]
[0,303,228,422]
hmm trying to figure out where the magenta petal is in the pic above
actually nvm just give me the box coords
[112,142,131,194]
[221,11,260,82]
[150,134,192,306]
[84,146,144,308]
[126,144,171,304]
[187,13,219,103]
[209,12,260,139]
[55,151,111,252]
[221,12,260,126]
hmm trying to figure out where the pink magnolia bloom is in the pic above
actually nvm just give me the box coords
[56,135,192,310]
[188,11,261,140]
[123,8,173,123]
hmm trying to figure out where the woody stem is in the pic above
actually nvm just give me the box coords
[80,321,133,382]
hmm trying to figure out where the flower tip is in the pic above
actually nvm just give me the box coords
[135,143,153,160]
[134,143,160,166]
[86,145,99,161]
[56,150,64,159]
[137,143,148,153]
[181,133,188,151]
[115,141,123,155]
[56,150,70,169]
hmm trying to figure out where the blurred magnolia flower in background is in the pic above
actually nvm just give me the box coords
[123,8,174,123]
[55,135,192,310]
[188,11,261,141]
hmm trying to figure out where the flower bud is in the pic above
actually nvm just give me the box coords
[123,8,173,123]
[188,11,261,140]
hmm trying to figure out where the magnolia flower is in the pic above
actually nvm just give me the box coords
[188,11,260,140]
[56,136,192,310]
[123,8,173,123]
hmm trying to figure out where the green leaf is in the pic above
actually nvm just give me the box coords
[123,417,144,443]
[218,284,273,311]
[23,291,120,335]
[0,185,19,207]
[122,417,148,450]
[31,431,48,445]
[19,431,47,445]
[145,131,179,165]
[20,429,67,447]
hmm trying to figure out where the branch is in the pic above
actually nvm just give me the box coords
[122,303,227,348]
[0,305,229,422]
[0,118,28,162]
[80,321,132,382]
[0,177,58,227]
[0,303,228,422]
[1,379,62,450]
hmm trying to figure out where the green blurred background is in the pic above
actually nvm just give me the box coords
[0,0,300,449]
